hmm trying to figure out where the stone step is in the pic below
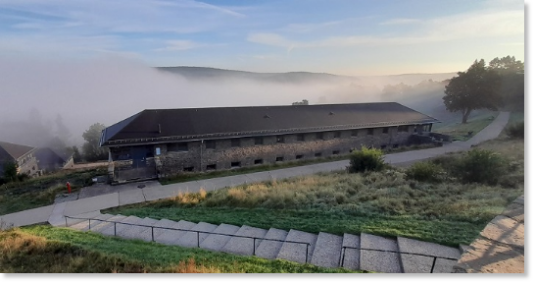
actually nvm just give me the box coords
[86,214,116,232]
[200,223,241,251]
[113,215,145,238]
[255,228,288,260]
[173,222,217,248]
[151,218,181,238]
[92,214,128,236]
[360,233,402,273]
[341,233,361,270]
[155,220,197,245]
[68,213,112,231]
[65,211,101,227]
[222,225,268,256]
[276,229,318,264]
[397,237,461,273]
[123,217,161,242]
[310,232,343,268]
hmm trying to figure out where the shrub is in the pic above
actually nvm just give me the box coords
[505,121,524,139]
[348,146,386,173]
[456,149,507,185]
[405,162,448,183]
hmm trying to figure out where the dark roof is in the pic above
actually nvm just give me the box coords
[0,141,35,160]
[35,148,68,169]
[101,102,439,146]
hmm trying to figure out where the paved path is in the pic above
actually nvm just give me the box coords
[0,111,511,229]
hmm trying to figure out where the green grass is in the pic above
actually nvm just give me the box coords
[104,169,522,246]
[0,168,106,215]
[5,225,357,273]
[160,154,352,185]
[434,111,499,141]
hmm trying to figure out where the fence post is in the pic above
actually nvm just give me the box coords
[253,238,256,256]
[340,247,346,268]
[114,222,117,236]
[151,227,154,242]
[64,217,68,227]
[197,232,200,247]
[306,244,309,263]
[88,219,91,230]
[430,256,437,273]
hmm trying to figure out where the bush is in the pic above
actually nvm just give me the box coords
[405,162,448,183]
[456,149,507,185]
[348,146,385,173]
[505,121,524,139]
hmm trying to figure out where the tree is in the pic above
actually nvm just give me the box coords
[2,161,18,182]
[292,99,309,105]
[488,56,524,111]
[82,123,108,162]
[71,146,83,163]
[443,59,502,124]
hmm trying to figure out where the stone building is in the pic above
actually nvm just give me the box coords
[0,141,40,177]
[100,102,438,183]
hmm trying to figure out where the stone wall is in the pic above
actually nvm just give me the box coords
[17,151,39,177]
[152,125,417,176]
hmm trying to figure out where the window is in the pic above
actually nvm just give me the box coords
[254,159,263,165]
[206,164,216,170]
[295,154,304,160]
[113,148,131,160]
[367,128,374,136]
[183,166,194,172]
[168,142,188,152]
[205,141,216,149]
[297,134,305,141]
[351,130,359,137]
[398,125,409,132]
[333,131,341,138]
[383,127,389,134]
[254,137,263,145]
[276,135,285,143]
[231,139,241,147]
[276,156,284,162]
[316,132,324,140]
[315,152,322,157]
[332,150,340,155]
[231,161,241,168]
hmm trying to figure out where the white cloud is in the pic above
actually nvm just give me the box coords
[379,18,421,25]
[154,40,211,51]
[155,40,200,51]
[249,9,524,50]
[285,20,343,33]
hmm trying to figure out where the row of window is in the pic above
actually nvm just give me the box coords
[168,126,414,152]
[183,150,346,171]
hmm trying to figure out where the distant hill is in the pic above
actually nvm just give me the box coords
[156,66,456,85]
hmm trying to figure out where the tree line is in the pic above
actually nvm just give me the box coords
[443,55,523,123]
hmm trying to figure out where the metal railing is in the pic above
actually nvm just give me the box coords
[339,246,459,273]
[64,216,312,263]
[65,216,459,272]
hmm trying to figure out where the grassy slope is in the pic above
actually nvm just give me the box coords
[0,168,106,215]
[105,112,524,247]
[434,111,499,141]
[2,226,355,273]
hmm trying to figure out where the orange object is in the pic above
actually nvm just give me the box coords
[66,182,71,194]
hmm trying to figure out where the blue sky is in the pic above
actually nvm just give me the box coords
[0,0,525,76]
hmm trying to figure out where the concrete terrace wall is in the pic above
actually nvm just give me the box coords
[154,126,417,176]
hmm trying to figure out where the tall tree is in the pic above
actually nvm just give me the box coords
[443,59,502,124]
[82,123,108,162]
[488,56,524,111]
